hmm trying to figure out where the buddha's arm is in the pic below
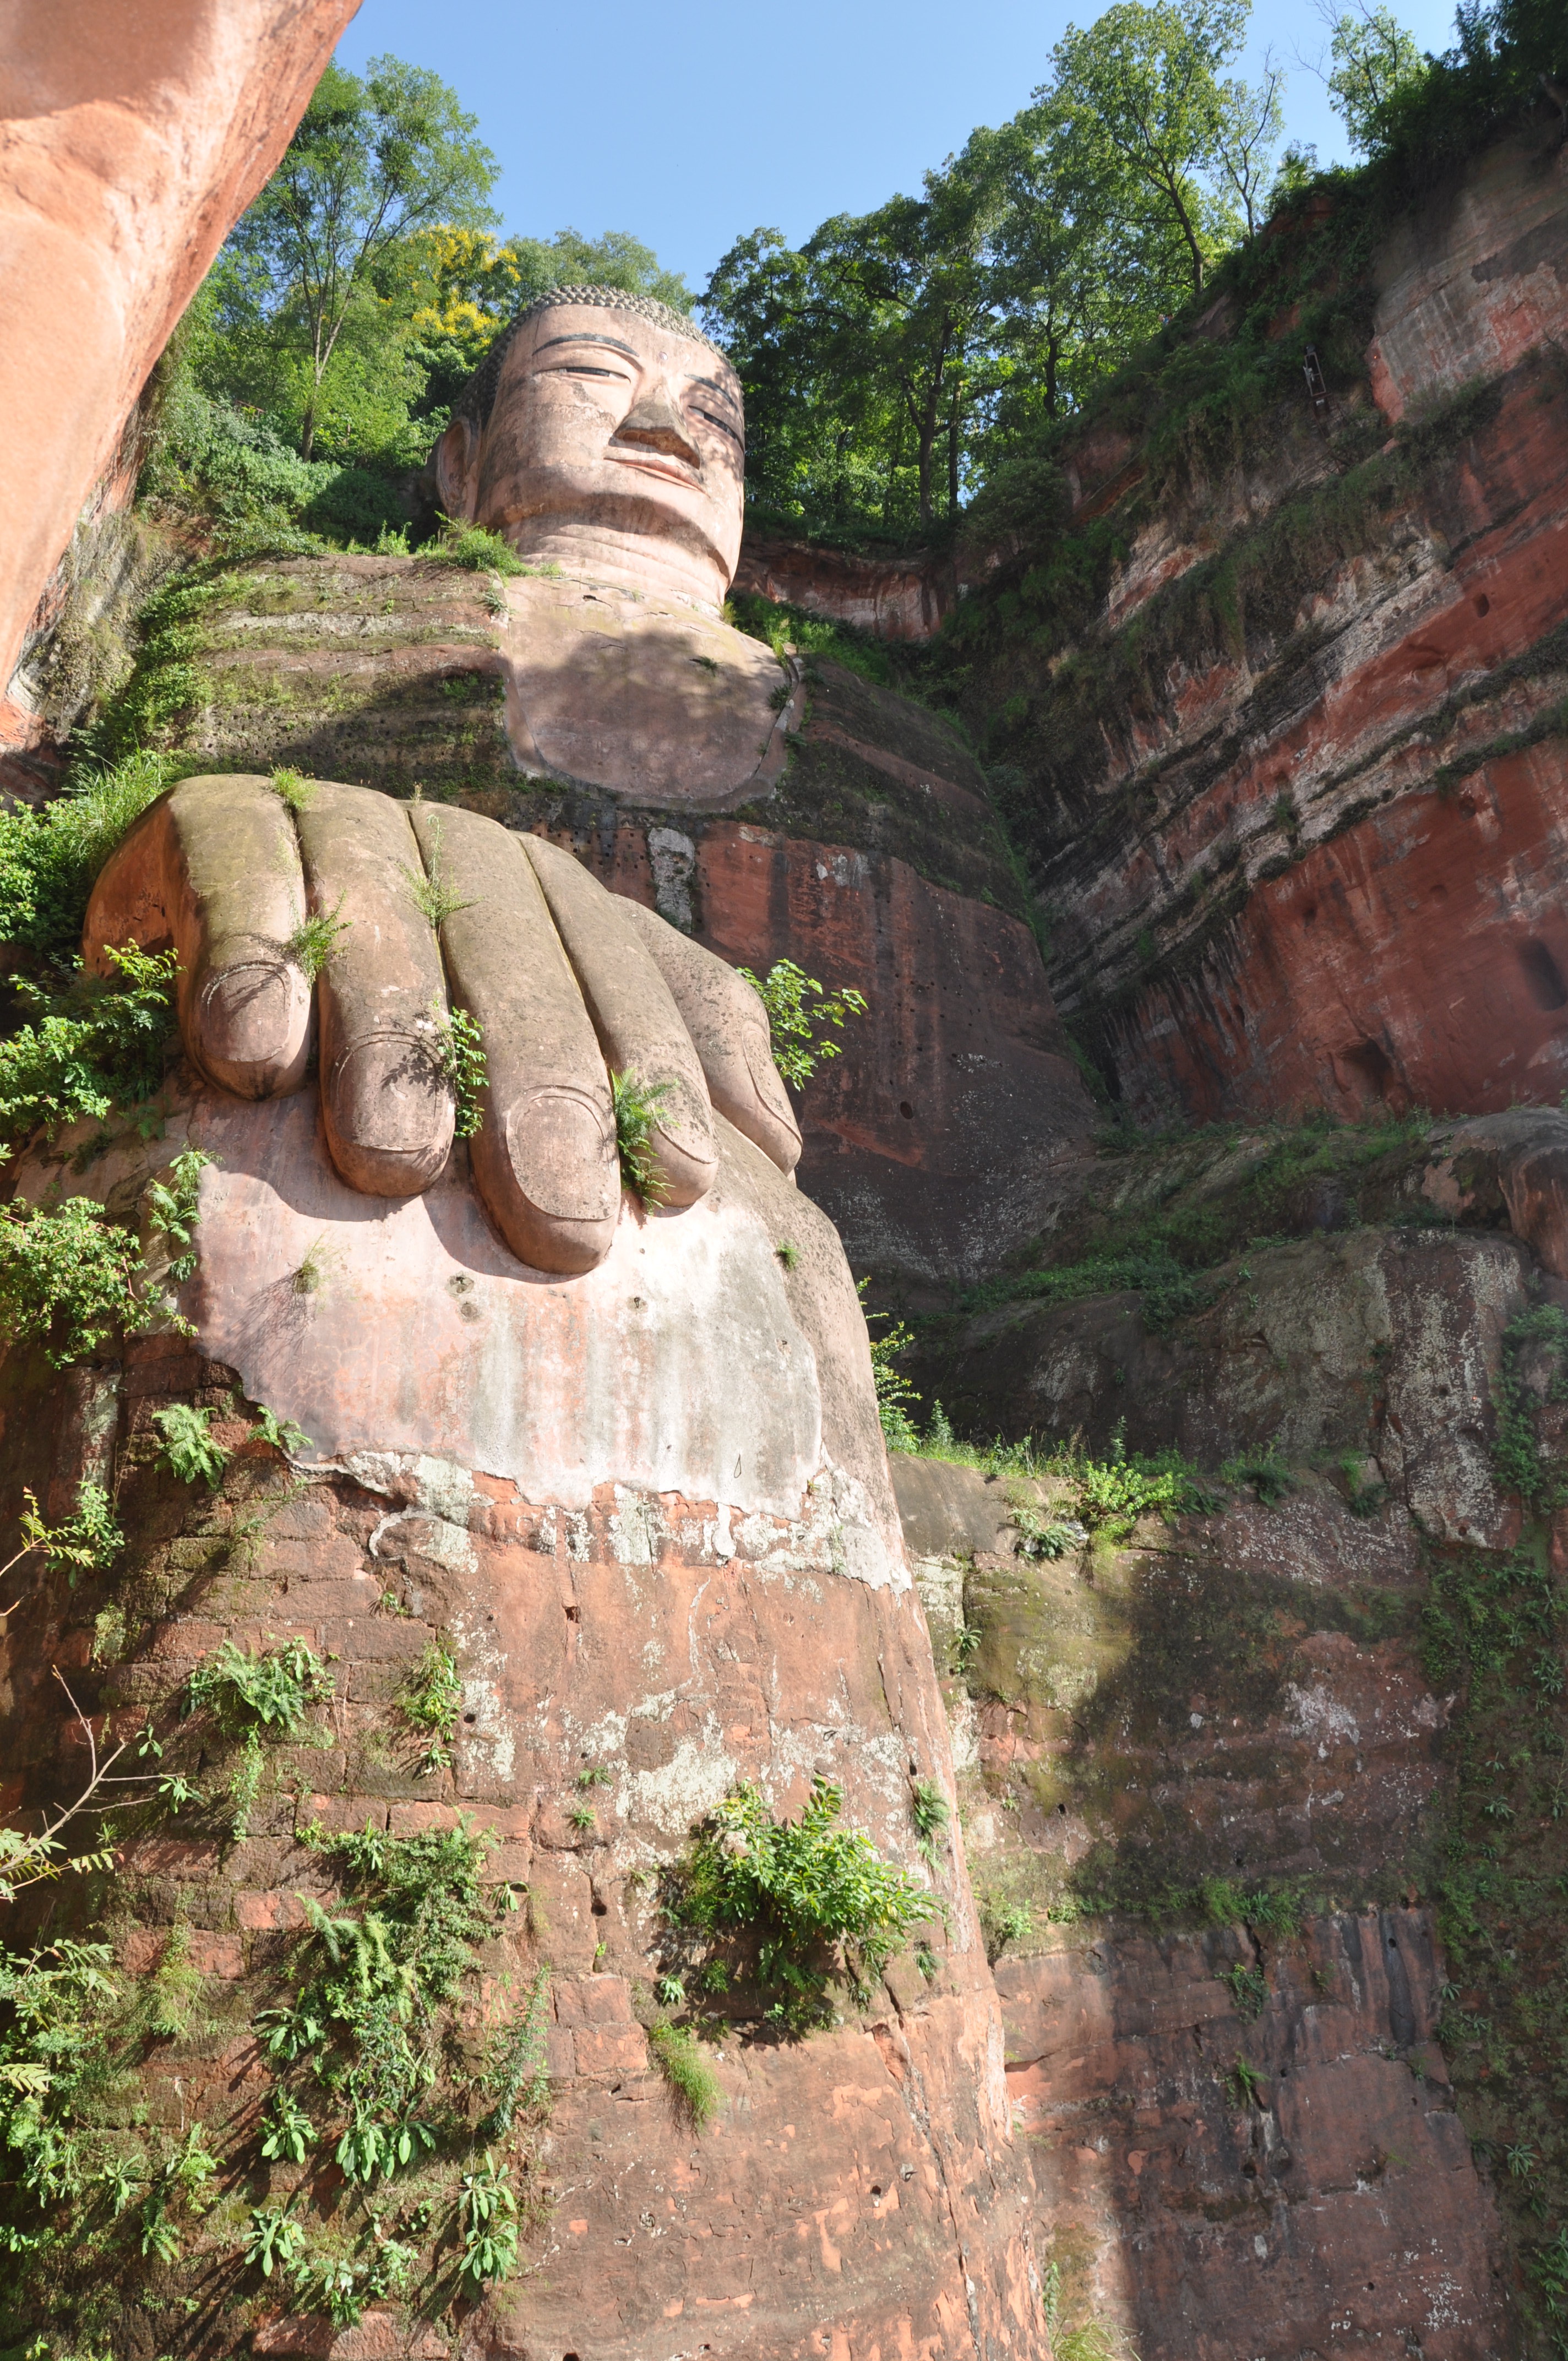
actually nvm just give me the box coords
[82,776,799,1274]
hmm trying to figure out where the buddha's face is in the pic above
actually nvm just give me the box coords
[435,302,745,609]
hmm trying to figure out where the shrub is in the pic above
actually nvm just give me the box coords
[981,1898,1033,1962]
[0,946,179,1158]
[646,2019,722,2128]
[437,520,524,575]
[1219,1444,1295,1506]
[458,2151,519,2289]
[147,1922,202,2039]
[668,1776,929,2026]
[398,1638,461,1776]
[0,1196,148,1367]
[0,750,181,966]
[186,1637,333,1735]
[153,1402,230,1489]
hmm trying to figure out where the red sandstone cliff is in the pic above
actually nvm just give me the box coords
[942,114,1568,1131]
[0,0,358,756]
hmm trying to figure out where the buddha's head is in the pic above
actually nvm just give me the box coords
[434,287,744,613]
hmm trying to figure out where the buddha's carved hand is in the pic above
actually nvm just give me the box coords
[82,775,801,1275]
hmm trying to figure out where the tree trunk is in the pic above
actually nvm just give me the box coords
[948,401,960,515]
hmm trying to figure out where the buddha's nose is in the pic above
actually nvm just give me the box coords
[611,390,700,467]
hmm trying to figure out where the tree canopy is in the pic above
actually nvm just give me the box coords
[139,0,1565,563]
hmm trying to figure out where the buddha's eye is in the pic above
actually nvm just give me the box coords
[560,364,628,382]
[692,406,743,449]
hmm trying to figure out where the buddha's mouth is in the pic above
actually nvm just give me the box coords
[605,448,703,490]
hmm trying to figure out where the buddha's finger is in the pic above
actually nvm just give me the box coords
[407,805,619,1273]
[524,836,718,1209]
[293,784,454,1196]
[82,773,312,1099]
[616,900,802,1179]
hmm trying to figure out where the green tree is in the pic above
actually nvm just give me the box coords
[1215,53,1287,233]
[1325,6,1430,151]
[704,159,1001,537]
[406,225,693,417]
[1049,0,1249,296]
[231,55,498,458]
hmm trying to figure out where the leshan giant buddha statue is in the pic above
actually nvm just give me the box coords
[3,286,1047,2358]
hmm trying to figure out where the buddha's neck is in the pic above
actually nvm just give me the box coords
[506,521,728,615]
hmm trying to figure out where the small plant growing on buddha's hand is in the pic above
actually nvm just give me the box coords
[285,895,350,981]
[401,815,473,932]
[647,2018,722,2129]
[429,1000,486,1138]
[611,1070,671,1205]
[268,766,313,814]
[736,957,867,1088]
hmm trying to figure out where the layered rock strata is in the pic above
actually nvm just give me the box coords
[972,118,1568,1127]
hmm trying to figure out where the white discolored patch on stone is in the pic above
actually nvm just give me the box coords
[1284,1682,1362,1748]
[647,825,696,932]
[367,1507,478,1577]
[627,1730,738,1834]
[609,1487,666,1568]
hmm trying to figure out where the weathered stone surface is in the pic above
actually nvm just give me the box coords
[967,121,1568,1129]
[733,532,961,641]
[0,1389,1044,2354]
[1003,1912,1510,2360]
[894,1431,1517,2357]
[0,0,357,723]
[499,572,803,802]
[925,1227,1529,1547]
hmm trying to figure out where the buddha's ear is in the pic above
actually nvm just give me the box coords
[434,417,481,523]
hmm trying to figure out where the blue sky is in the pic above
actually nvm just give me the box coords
[336,0,1466,296]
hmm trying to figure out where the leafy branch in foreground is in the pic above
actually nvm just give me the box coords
[0,1671,160,1901]
[858,1278,922,1450]
[737,958,867,1089]
[0,945,180,1161]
